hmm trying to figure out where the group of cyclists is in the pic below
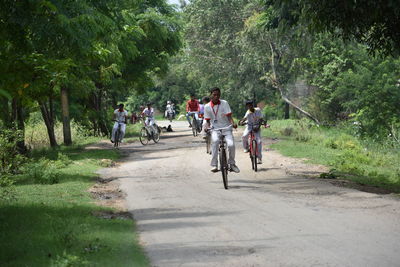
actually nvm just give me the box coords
[111,87,266,174]
[183,87,266,173]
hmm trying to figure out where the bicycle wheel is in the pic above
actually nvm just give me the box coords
[139,127,149,145]
[252,139,258,172]
[114,129,120,148]
[153,130,160,143]
[219,147,228,189]
[192,118,197,137]
[206,134,211,154]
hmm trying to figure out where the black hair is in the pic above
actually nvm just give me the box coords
[210,87,220,94]
[202,96,211,103]
[245,100,254,106]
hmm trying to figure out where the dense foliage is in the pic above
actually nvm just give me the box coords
[155,0,399,140]
[0,0,182,147]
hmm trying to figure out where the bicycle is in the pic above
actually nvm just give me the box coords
[113,121,124,148]
[139,122,160,145]
[212,125,233,190]
[166,111,175,122]
[242,121,268,172]
[205,130,211,154]
[189,112,201,137]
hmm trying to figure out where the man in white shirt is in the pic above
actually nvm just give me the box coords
[164,101,175,118]
[204,87,240,173]
[240,100,264,164]
[142,103,157,135]
[111,104,128,143]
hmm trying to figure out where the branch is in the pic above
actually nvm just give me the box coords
[268,41,320,125]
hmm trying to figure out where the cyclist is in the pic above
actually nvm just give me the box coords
[142,103,157,135]
[186,94,200,128]
[204,87,240,173]
[165,100,175,119]
[111,103,128,143]
[239,100,264,164]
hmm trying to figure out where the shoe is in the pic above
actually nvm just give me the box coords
[202,136,207,140]
[111,140,114,143]
[211,166,218,172]
[257,159,262,164]
[230,164,240,173]
[189,125,192,128]
[243,149,249,153]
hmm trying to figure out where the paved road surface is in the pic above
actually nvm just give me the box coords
[100,120,400,267]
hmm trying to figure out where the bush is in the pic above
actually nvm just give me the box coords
[0,128,27,175]
[22,159,61,184]
[0,175,17,202]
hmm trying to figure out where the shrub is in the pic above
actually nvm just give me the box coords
[0,128,27,175]
[22,159,61,184]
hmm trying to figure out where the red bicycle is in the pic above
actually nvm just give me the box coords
[242,122,268,172]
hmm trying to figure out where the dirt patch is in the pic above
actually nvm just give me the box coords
[89,179,126,211]
[92,210,132,220]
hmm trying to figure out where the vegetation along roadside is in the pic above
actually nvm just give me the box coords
[263,119,400,194]
[0,133,149,266]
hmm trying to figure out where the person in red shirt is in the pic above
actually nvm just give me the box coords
[185,94,200,128]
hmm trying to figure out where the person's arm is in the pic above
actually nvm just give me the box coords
[223,101,236,128]
[186,101,189,112]
[196,101,200,112]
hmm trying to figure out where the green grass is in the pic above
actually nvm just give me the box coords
[263,119,400,193]
[0,145,149,266]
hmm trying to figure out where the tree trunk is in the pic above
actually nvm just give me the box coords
[284,102,290,119]
[39,100,58,147]
[268,41,320,125]
[11,98,27,153]
[60,86,72,145]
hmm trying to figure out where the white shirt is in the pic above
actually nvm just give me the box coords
[114,109,128,123]
[143,107,154,119]
[204,99,232,129]
[244,107,262,126]
[166,104,174,112]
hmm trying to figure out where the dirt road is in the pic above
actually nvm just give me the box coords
[99,120,400,267]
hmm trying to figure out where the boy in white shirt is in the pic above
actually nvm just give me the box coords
[111,104,128,143]
[240,100,264,164]
[204,87,240,173]
[142,103,157,135]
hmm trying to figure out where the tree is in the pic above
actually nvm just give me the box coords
[262,0,400,56]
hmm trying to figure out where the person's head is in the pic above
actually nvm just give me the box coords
[139,105,144,111]
[190,94,196,100]
[210,87,221,103]
[118,103,124,111]
[167,100,171,104]
[245,100,255,112]
[147,102,152,108]
[202,96,210,104]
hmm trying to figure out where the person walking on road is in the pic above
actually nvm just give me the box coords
[204,87,240,173]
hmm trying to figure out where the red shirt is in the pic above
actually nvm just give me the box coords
[186,99,200,112]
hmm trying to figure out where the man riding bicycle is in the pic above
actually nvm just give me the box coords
[142,103,157,135]
[186,94,200,128]
[204,87,240,173]
[164,100,175,119]
[111,103,128,143]
[239,100,264,164]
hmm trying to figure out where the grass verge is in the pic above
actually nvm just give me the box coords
[263,119,400,193]
[0,144,149,266]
